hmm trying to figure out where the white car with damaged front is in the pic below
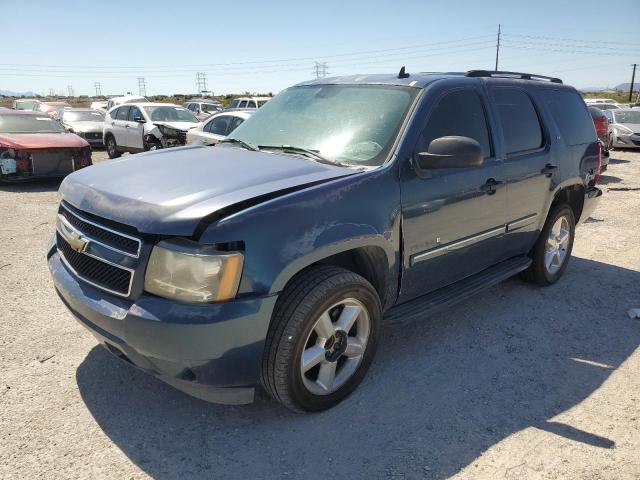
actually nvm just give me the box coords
[103,103,201,158]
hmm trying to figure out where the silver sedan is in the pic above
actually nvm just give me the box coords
[61,109,106,147]
[604,109,640,149]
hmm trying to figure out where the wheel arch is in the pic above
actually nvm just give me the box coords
[550,181,585,223]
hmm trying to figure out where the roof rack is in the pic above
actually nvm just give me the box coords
[465,70,563,84]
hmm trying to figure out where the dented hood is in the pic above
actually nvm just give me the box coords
[59,145,355,236]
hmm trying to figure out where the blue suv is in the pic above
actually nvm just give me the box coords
[48,70,602,412]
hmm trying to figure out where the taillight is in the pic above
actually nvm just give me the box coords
[594,142,602,184]
[594,117,608,137]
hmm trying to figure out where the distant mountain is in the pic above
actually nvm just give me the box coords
[0,89,39,97]
[614,83,640,92]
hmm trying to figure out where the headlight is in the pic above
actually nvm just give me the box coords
[144,239,244,303]
[157,124,179,137]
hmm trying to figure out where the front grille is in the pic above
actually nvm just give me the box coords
[85,132,102,140]
[60,205,140,256]
[57,232,132,295]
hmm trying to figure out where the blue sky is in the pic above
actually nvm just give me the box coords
[2,0,638,96]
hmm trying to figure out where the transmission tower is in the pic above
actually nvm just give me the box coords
[94,82,102,96]
[196,72,208,95]
[312,62,329,79]
[137,77,147,97]
[67,85,75,97]
[48,88,55,97]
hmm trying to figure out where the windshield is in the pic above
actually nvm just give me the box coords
[143,106,198,123]
[228,85,416,166]
[63,111,105,122]
[613,111,640,124]
[202,103,221,113]
[0,114,66,133]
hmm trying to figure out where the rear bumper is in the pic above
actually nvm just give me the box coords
[578,187,603,225]
[48,248,277,404]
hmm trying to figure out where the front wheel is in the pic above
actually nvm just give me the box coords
[521,204,575,286]
[105,135,121,159]
[261,266,381,412]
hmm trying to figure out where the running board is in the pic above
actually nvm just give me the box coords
[385,256,532,322]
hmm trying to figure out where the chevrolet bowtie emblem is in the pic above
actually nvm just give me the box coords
[67,230,89,253]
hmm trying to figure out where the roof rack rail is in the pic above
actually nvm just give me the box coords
[465,70,563,84]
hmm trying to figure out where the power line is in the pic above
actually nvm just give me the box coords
[137,77,147,96]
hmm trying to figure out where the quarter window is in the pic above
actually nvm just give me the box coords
[493,88,543,155]
[546,89,595,146]
[419,89,492,159]
[228,116,244,134]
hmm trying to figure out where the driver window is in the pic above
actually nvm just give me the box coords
[417,89,492,159]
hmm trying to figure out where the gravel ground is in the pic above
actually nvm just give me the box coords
[1,149,639,480]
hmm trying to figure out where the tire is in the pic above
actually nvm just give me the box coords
[261,265,381,412]
[145,137,162,151]
[105,134,121,159]
[521,204,575,286]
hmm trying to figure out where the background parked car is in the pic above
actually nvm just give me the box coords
[33,101,71,120]
[90,100,108,112]
[588,106,610,170]
[183,100,223,121]
[105,95,148,111]
[604,108,640,149]
[103,103,200,158]
[12,99,41,111]
[227,96,270,110]
[0,111,91,182]
[61,108,105,148]
[186,110,252,145]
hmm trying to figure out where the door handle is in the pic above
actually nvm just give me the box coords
[480,178,504,195]
[541,163,558,177]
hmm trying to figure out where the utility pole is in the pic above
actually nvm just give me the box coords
[67,85,74,98]
[196,72,208,95]
[137,77,147,97]
[94,82,102,96]
[494,24,501,71]
[630,64,637,103]
[312,62,329,79]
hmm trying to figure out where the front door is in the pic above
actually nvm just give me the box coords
[399,85,509,302]
[125,106,145,150]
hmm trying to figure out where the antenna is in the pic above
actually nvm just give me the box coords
[398,66,410,79]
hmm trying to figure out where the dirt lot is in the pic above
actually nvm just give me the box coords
[1,149,639,479]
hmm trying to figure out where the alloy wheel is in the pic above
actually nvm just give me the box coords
[544,215,570,275]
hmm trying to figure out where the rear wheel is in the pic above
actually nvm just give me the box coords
[521,204,575,286]
[261,265,381,412]
[105,135,121,159]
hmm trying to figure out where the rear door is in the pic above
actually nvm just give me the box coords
[487,84,552,256]
[399,83,509,301]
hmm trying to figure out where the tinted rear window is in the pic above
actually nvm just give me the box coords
[493,88,543,155]
[546,90,595,146]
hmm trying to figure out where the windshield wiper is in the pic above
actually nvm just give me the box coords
[257,145,341,166]
[219,138,259,151]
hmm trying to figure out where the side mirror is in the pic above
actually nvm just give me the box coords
[133,116,145,123]
[66,127,75,133]
[417,136,484,170]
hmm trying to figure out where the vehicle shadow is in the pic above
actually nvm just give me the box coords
[75,257,640,479]
[0,179,61,193]
[598,174,622,185]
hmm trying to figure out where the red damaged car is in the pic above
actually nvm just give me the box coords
[0,111,92,183]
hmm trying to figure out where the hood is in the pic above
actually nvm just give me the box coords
[65,120,104,133]
[59,145,357,236]
[153,121,200,131]
[0,132,89,149]
[617,123,640,133]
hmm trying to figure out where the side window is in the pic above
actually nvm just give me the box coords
[246,101,256,108]
[229,100,239,108]
[208,116,230,136]
[418,89,492,159]
[110,107,119,119]
[116,106,130,121]
[238,100,248,108]
[128,106,142,121]
[493,88,543,155]
[546,89,595,146]
[227,116,244,134]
